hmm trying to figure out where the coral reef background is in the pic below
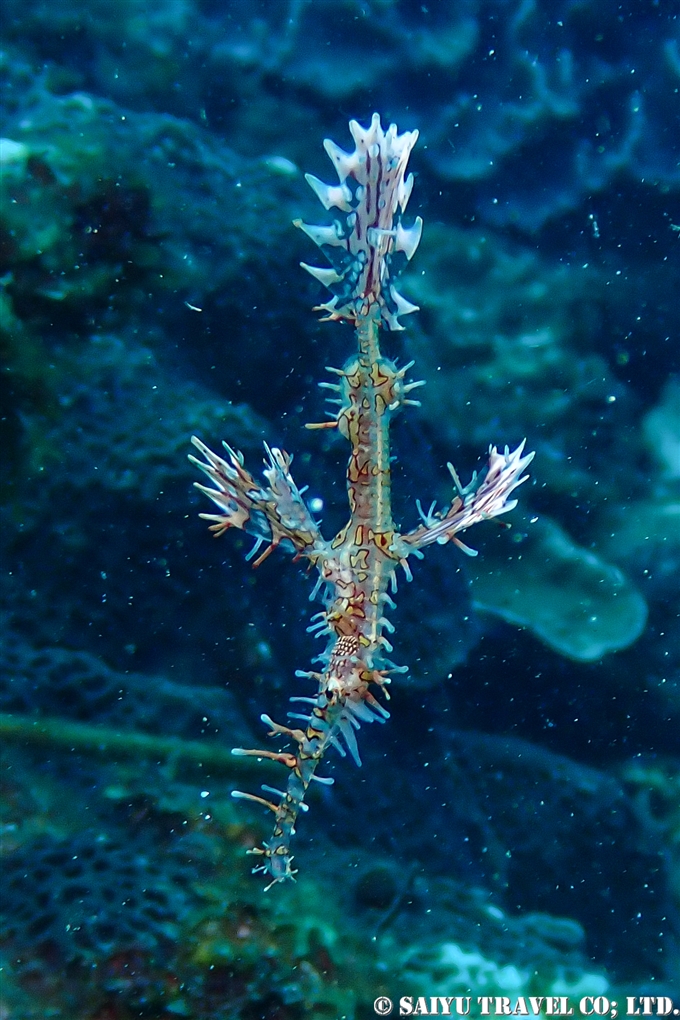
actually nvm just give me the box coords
[1,1,679,1017]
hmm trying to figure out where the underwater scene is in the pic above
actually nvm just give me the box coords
[1,1,679,1017]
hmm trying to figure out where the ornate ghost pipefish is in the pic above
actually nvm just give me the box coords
[190,114,534,888]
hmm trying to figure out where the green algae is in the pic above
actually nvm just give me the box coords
[0,714,626,1019]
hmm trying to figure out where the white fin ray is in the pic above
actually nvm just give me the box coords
[338,714,362,766]
[304,173,352,212]
[300,113,421,329]
[395,218,423,260]
[294,219,346,249]
[300,262,343,287]
[322,137,357,182]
